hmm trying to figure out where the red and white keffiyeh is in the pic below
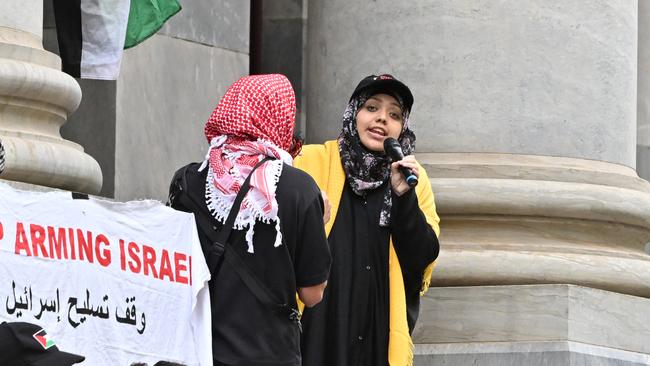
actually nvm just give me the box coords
[200,74,300,253]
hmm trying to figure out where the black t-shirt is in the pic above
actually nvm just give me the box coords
[174,163,331,366]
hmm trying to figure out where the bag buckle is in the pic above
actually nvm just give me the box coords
[278,304,302,333]
[205,241,226,273]
[210,241,225,257]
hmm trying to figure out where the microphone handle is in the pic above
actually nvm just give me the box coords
[385,140,419,187]
[398,166,419,187]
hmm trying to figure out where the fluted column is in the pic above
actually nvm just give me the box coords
[0,0,102,193]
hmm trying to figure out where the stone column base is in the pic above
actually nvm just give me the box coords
[413,285,650,365]
[415,341,650,366]
[0,26,102,194]
[420,153,650,297]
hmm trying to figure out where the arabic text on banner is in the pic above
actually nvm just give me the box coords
[0,183,211,366]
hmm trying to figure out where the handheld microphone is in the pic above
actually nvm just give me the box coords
[383,137,418,187]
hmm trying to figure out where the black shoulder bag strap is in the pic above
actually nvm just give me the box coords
[207,157,301,329]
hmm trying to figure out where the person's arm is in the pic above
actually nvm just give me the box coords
[321,191,332,224]
[294,183,332,308]
[391,190,439,276]
[390,158,440,294]
[298,281,328,308]
[300,190,329,308]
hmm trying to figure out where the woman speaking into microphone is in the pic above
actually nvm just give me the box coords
[294,74,440,366]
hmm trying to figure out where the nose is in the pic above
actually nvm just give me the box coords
[375,108,388,123]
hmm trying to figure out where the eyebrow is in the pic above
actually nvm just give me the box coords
[367,96,402,110]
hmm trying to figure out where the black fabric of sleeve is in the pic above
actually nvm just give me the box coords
[294,189,331,288]
[390,188,439,295]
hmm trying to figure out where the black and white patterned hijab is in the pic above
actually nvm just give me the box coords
[0,138,5,175]
[337,92,416,227]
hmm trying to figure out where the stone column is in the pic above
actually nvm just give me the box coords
[0,0,102,193]
[259,0,308,136]
[638,0,650,179]
[306,1,650,364]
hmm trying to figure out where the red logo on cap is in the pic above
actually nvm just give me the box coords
[378,75,393,80]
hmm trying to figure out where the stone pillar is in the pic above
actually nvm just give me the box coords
[0,0,101,193]
[306,1,650,364]
[638,0,650,179]
[259,0,308,137]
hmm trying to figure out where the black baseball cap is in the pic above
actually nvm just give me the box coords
[0,322,85,365]
[349,74,414,113]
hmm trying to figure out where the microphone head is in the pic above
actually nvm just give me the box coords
[383,137,399,150]
[383,137,404,161]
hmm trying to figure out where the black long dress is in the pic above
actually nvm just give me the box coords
[300,181,439,366]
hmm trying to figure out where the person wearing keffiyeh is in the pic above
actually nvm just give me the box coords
[169,74,331,366]
[294,74,440,366]
[200,73,302,253]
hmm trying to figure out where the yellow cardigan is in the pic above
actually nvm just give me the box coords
[294,140,440,366]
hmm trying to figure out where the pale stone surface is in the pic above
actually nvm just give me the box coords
[159,0,250,53]
[0,39,59,68]
[419,152,649,190]
[418,153,650,297]
[414,341,650,366]
[0,58,80,119]
[1,135,102,193]
[432,247,650,299]
[639,0,650,147]
[306,0,638,167]
[569,286,650,354]
[416,286,568,344]
[638,1,650,182]
[0,1,42,43]
[0,2,102,193]
[414,285,650,354]
[115,34,248,201]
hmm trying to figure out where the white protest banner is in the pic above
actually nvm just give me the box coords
[0,182,211,366]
